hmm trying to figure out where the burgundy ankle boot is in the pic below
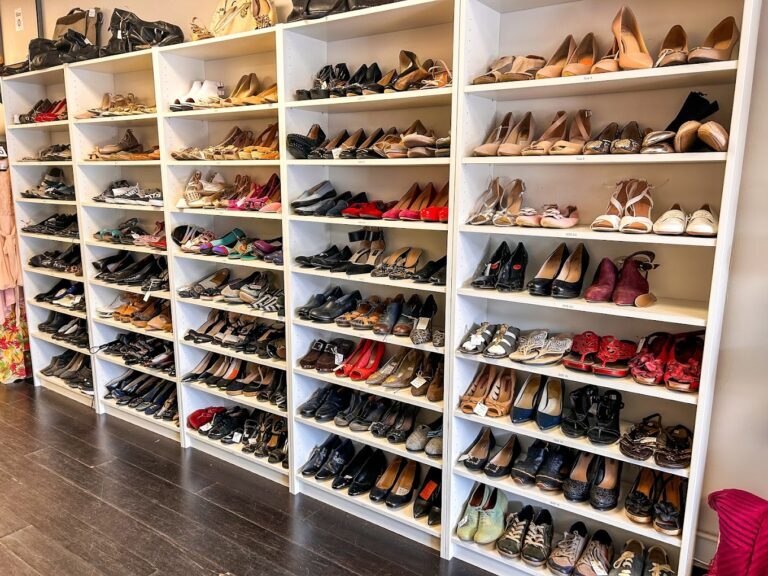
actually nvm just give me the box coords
[584,258,618,302]
[613,251,657,306]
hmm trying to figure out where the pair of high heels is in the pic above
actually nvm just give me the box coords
[172,124,279,161]
[181,171,281,212]
[473,111,591,157]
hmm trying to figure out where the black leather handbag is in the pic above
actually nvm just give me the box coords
[347,0,395,9]
[287,0,350,22]
[106,8,183,55]
[29,30,106,70]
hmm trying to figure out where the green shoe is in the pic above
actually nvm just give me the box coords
[456,483,489,541]
[474,487,507,544]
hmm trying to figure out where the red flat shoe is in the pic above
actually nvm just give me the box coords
[628,332,673,385]
[335,339,373,377]
[341,202,367,218]
[664,331,705,392]
[592,336,637,377]
[349,341,385,380]
[420,182,449,221]
[438,206,449,223]
[562,331,600,371]
[359,201,395,220]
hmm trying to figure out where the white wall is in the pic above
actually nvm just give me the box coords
[5,0,768,565]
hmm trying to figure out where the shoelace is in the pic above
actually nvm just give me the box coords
[525,523,546,551]
[649,562,674,576]
[553,531,582,559]
[612,551,637,576]
[581,543,610,575]
[507,517,527,543]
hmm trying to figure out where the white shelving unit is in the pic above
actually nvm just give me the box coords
[2,0,761,573]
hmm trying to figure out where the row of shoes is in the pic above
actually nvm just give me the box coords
[474,241,657,307]
[97,293,173,333]
[459,487,678,575]
[288,121,450,160]
[460,428,688,536]
[171,74,277,111]
[33,279,85,310]
[187,407,288,466]
[93,253,169,292]
[292,181,449,222]
[22,144,71,162]
[92,180,163,207]
[104,371,178,423]
[299,236,446,285]
[95,333,176,377]
[181,352,286,403]
[29,245,82,276]
[22,213,79,238]
[299,338,444,402]
[473,8,739,84]
[298,386,443,458]
[301,435,442,523]
[173,225,283,264]
[75,93,156,119]
[468,177,720,237]
[40,352,92,394]
[191,0,276,40]
[475,104,727,158]
[298,287,444,347]
[296,52,451,101]
[87,130,160,161]
[93,218,166,251]
[179,270,284,316]
[37,313,89,349]
[172,125,279,161]
[15,98,67,124]
[185,311,286,359]
[180,172,281,212]
[21,168,76,201]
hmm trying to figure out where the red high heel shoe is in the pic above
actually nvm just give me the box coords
[420,182,449,222]
[628,332,674,385]
[664,331,705,392]
[35,99,67,122]
[400,183,435,220]
[349,341,385,381]
[591,336,637,377]
[335,339,373,377]
[383,183,421,220]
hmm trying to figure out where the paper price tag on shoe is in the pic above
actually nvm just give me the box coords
[199,422,213,433]
[473,403,488,418]
[232,432,243,443]
[411,375,428,389]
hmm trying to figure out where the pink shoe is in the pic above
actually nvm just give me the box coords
[516,204,557,227]
[260,202,282,213]
[541,205,579,228]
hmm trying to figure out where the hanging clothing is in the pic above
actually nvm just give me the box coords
[708,489,768,576]
[0,301,30,383]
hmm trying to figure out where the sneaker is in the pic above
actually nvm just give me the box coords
[521,509,553,567]
[547,522,588,575]
[642,546,675,576]
[574,530,613,576]
[496,504,533,558]
[474,487,507,545]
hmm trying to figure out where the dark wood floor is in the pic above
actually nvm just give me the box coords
[0,382,491,576]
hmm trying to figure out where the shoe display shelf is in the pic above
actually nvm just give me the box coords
[282,0,458,550]
[2,0,761,570]
[447,0,760,574]
[2,65,90,405]
[155,27,290,478]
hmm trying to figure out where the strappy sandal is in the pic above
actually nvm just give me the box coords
[491,179,524,226]
[522,111,568,156]
[508,329,548,362]
[472,56,515,84]
[351,299,388,330]
[663,332,705,393]
[619,180,654,234]
[482,324,521,359]
[628,332,674,385]
[591,336,637,377]
[459,322,497,355]
[562,331,600,372]
[524,333,572,365]
[388,248,423,280]
[550,109,591,155]
[421,60,452,89]
[588,391,625,446]
[654,425,693,469]
[467,178,502,225]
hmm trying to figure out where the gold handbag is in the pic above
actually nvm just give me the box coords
[210,0,276,37]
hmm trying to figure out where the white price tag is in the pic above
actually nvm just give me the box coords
[411,375,428,389]
[199,422,213,432]
[89,8,96,17]
[232,431,243,443]
[334,353,344,365]
[331,147,343,159]
[14,8,23,32]
[473,403,488,418]
[143,291,152,302]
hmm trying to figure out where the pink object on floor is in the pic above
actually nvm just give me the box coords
[708,489,768,576]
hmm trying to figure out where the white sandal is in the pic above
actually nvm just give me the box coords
[591,179,633,232]
[653,203,687,235]
[619,180,654,234]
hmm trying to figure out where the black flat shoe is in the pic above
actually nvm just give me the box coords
[314,387,350,422]
[300,434,340,476]
[298,385,332,418]
[332,445,373,490]
[459,426,495,471]
[315,438,355,480]
[484,434,520,478]
[287,124,327,159]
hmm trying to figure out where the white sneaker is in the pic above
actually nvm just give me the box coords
[686,204,718,237]
[653,203,688,235]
